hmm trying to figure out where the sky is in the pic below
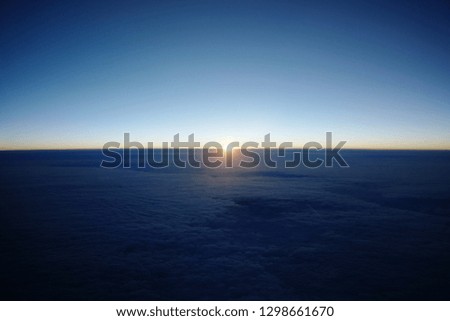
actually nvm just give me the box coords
[1,0,449,150]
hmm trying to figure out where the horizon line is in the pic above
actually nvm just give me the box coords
[1,147,449,152]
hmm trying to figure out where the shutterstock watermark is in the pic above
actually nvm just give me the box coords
[100,132,349,169]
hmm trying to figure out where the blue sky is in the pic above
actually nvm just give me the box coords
[1,0,449,149]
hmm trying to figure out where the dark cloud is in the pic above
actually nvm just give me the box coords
[0,150,449,300]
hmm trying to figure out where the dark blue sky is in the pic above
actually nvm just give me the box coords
[1,0,449,149]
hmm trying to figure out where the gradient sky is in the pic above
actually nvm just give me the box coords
[1,0,449,149]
